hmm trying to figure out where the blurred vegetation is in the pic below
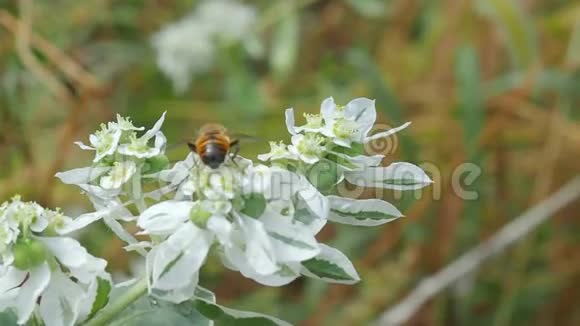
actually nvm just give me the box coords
[1,0,579,325]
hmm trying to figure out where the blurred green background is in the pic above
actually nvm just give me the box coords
[1,0,579,325]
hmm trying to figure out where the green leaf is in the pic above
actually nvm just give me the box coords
[455,46,484,160]
[88,277,112,320]
[110,298,211,326]
[477,0,538,70]
[0,310,17,326]
[193,299,291,326]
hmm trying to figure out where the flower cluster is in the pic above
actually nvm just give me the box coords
[1,97,432,325]
[152,0,257,93]
[0,196,110,326]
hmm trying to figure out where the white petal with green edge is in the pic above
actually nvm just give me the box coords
[16,263,51,324]
[151,222,211,291]
[345,162,433,190]
[327,196,402,226]
[301,244,360,284]
[193,290,292,326]
[150,269,199,304]
[236,214,277,275]
[261,213,320,262]
[137,201,193,235]
[38,270,85,326]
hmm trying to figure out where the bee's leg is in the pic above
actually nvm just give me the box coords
[229,139,240,166]
[187,142,197,152]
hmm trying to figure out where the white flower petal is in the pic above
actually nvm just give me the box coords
[345,97,376,139]
[142,111,167,141]
[364,121,411,143]
[38,237,88,269]
[74,141,95,151]
[137,201,194,235]
[38,270,85,326]
[261,212,320,262]
[68,254,109,284]
[206,215,232,246]
[0,267,27,292]
[16,263,50,325]
[55,211,105,234]
[150,271,199,304]
[124,241,152,252]
[55,166,110,185]
[151,222,211,291]
[103,216,146,256]
[320,97,337,121]
[285,108,297,135]
[236,214,277,275]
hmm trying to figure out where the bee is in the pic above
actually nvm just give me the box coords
[188,124,240,169]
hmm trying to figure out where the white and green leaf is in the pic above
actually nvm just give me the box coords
[327,196,402,226]
[345,162,432,190]
[301,244,360,284]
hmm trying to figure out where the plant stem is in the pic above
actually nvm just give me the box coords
[84,278,148,326]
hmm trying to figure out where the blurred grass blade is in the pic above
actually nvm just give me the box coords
[476,0,538,70]
[270,5,299,80]
[455,45,484,159]
[346,48,418,161]
[344,0,388,18]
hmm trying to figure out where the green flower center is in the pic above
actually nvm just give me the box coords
[126,134,150,153]
[303,113,323,128]
[333,119,358,138]
[297,134,325,156]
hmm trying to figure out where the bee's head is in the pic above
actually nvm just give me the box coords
[202,152,224,169]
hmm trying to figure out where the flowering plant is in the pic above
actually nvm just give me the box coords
[0,97,431,325]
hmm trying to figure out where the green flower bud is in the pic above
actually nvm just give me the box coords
[240,193,266,218]
[306,160,339,194]
[12,238,48,270]
[143,155,170,174]
[190,202,212,228]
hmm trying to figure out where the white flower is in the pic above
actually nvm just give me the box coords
[152,18,215,94]
[152,0,257,93]
[319,97,376,147]
[111,114,144,131]
[74,112,167,162]
[285,109,325,135]
[117,111,167,159]
[288,133,326,164]
[0,198,110,326]
[257,141,295,162]
[197,0,257,42]
[75,123,122,163]
[100,161,137,189]
[136,157,330,300]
